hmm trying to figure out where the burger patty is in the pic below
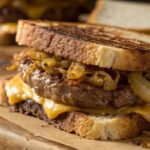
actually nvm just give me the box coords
[0,6,27,23]
[18,58,145,109]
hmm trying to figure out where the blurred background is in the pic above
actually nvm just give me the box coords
[0,0,96,45]
[0,0,150,77]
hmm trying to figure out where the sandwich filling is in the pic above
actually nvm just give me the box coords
[5,49,150,122]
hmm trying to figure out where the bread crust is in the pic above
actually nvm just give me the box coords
[16,20,150,71]
[53,112,150,140]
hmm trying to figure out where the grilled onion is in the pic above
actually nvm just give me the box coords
[88,70,120,91]
[60,60,71,69]
[42,58,58,68]
[27,49,49,60]
[67,62,85,79]
[128,72,150,103]
[22,62,38,81]
[7,64,17,71]
[9,49,122,90]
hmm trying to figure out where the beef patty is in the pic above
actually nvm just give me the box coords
[18,58,145,109]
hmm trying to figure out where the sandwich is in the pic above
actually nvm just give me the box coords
[2,20,150,140]
[0,0,96,45]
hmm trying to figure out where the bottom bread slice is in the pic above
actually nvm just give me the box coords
[9,100,150,140]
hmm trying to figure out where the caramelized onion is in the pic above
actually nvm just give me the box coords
[67,62,85,79]
[60,60,70,69]
[88,71,120,91]
[9,49,122,90]
[128,73,150,103]
[42,58,58,68]
[7,64,17,71]
[22,61,39,81]
[27,49,49,60]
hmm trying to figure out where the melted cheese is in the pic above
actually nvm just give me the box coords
[6,75,47,105]
[5,75,116,119]
[118,105,150,123]
[5,75,150,122]
[43,100,78,119]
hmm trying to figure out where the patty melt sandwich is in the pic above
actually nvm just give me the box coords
[3,20,150,140]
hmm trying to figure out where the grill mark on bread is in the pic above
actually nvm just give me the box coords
[39,24,150,52]
[16,21,150,71]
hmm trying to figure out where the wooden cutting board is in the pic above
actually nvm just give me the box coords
[0,46,148,150]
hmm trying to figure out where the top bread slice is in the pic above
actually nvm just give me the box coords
[16,20,150,71]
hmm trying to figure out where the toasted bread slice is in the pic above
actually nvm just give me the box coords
[16,20,150,71]
[11,100,150,141]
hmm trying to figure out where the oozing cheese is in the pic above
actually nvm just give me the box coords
[5,75,150,122]
[5,75,77,119]
[5,75,116,119]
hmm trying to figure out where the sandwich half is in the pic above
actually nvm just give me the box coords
[3,20,150,140]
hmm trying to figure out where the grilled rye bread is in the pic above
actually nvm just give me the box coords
[16,20,150,71]
[3,20,150,141]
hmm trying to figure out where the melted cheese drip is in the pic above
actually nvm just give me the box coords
[5,75,150,122]
[5,75,116,119]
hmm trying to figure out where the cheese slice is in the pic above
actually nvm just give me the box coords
[118,105,150,123]
[5,75,150,122]
[5,75,116,119]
